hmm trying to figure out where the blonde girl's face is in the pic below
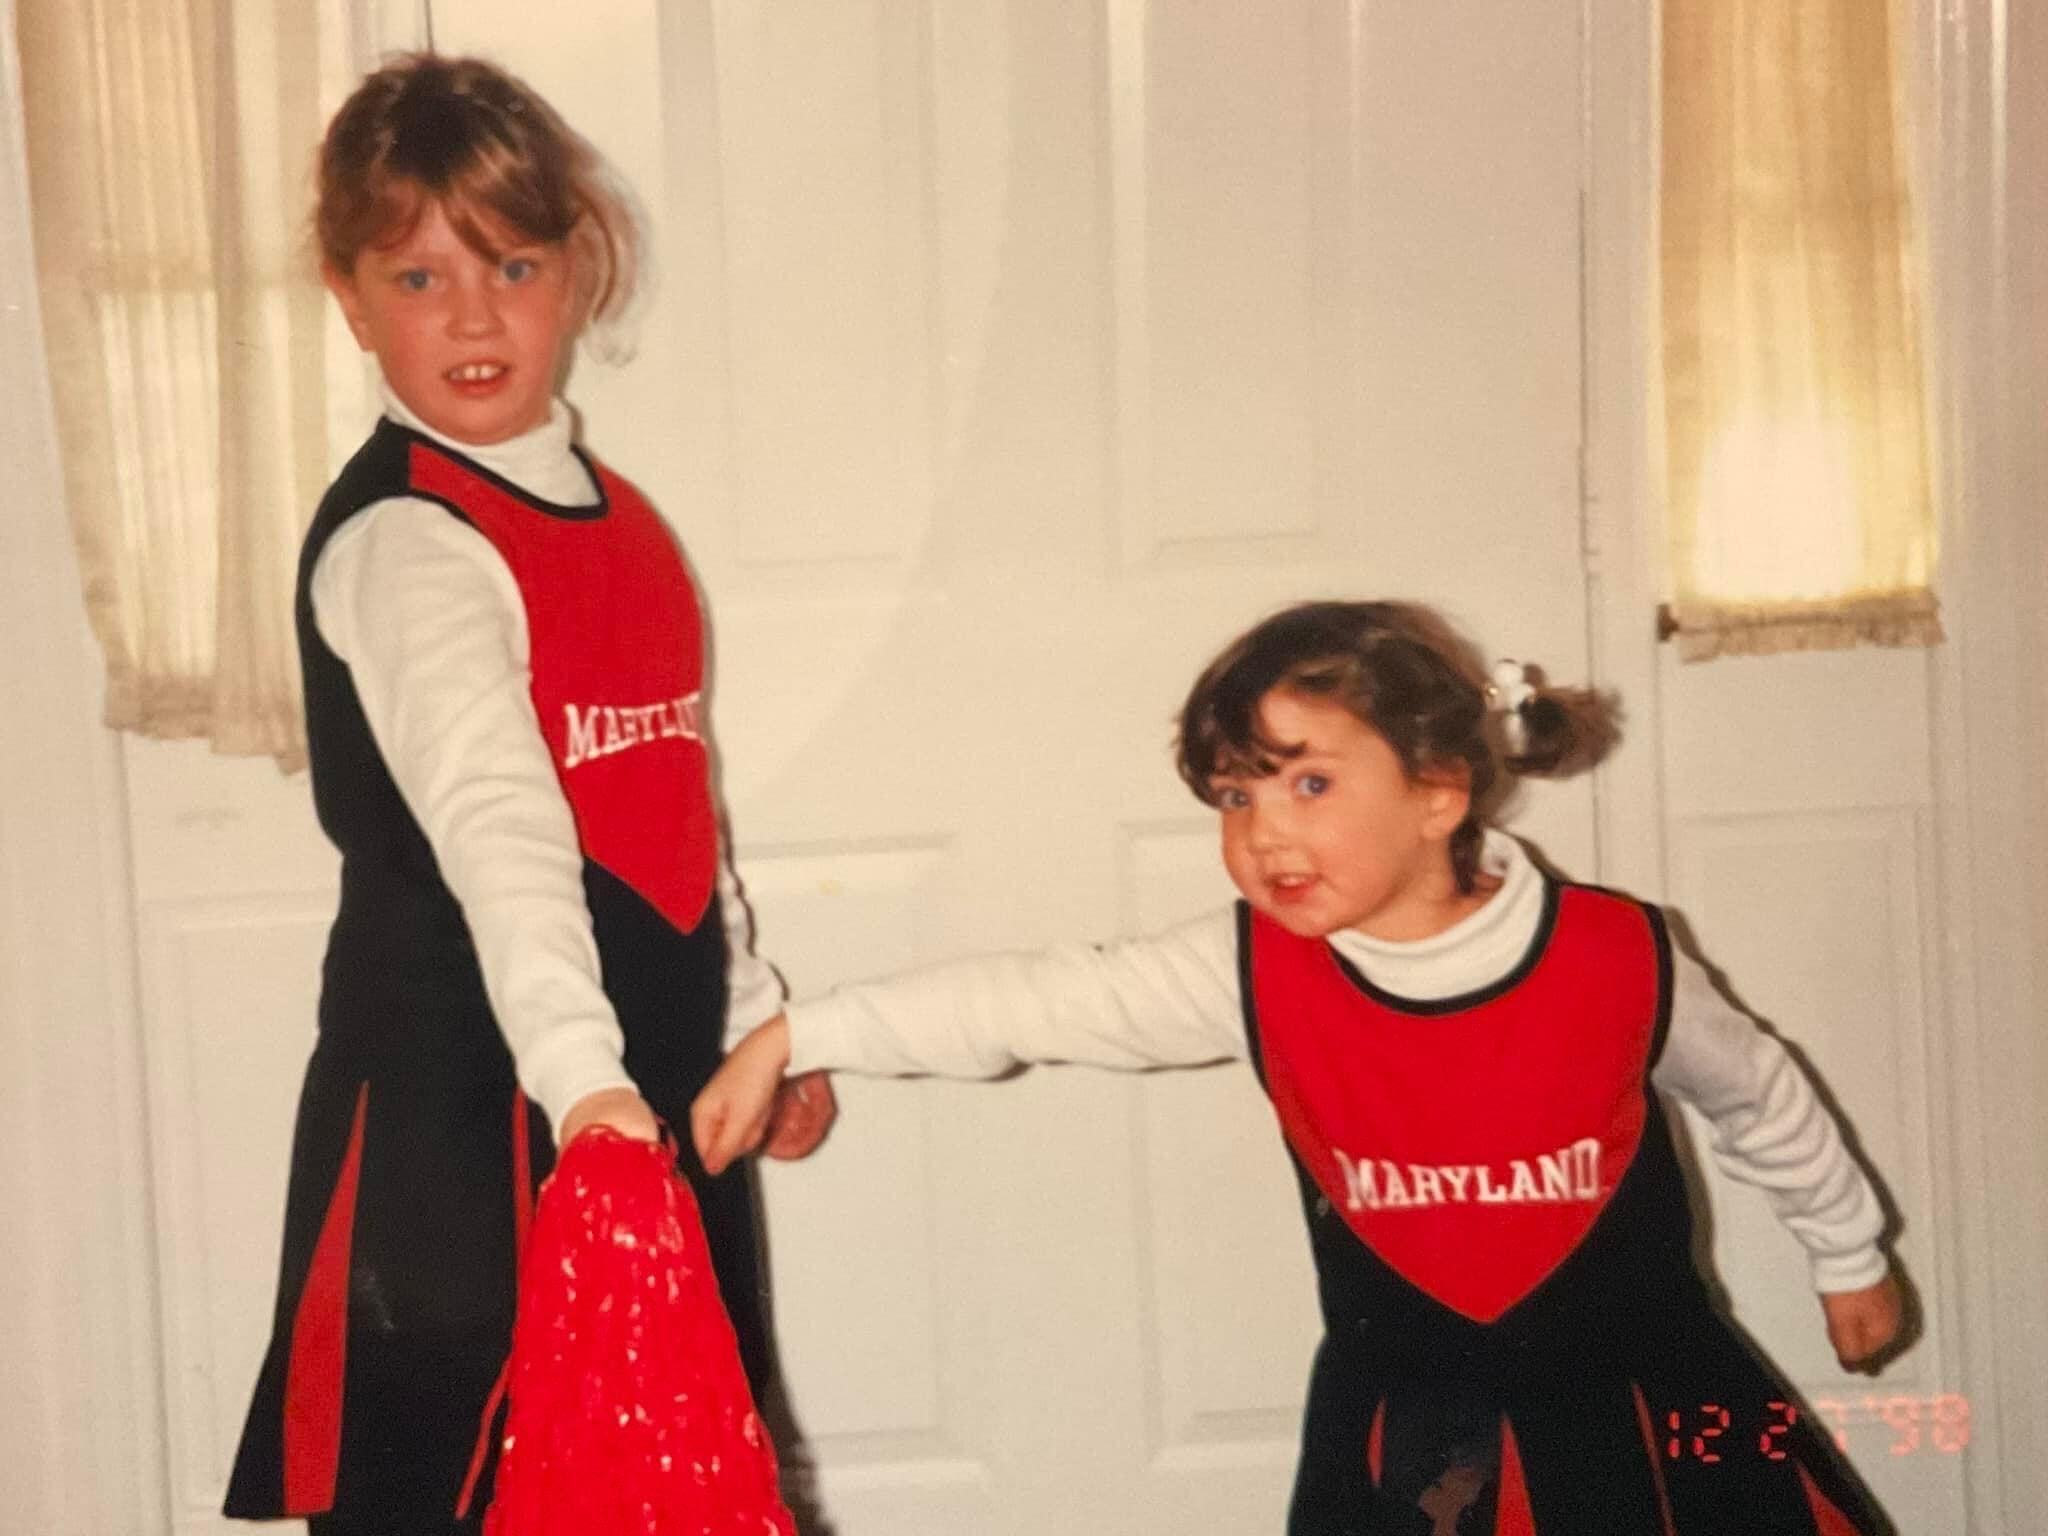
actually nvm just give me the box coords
[326,196,580,447]
[1209,689,1474,943]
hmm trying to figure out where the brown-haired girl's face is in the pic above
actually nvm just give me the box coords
[1209,689,1473,942]
[325,192,579,446]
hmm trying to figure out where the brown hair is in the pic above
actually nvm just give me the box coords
[316,53,638,333]
[1175,600,1620,892]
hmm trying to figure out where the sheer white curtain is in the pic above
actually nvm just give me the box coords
[1660,0,1940,660]
[19,0,338,767]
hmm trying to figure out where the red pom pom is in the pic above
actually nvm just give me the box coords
[484,1130,796,1536]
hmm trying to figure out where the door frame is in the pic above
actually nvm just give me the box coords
[1580,1,2048,1528]
[1912,0,2048,1525]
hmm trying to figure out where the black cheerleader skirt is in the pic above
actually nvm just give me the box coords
[224,870,767,1527]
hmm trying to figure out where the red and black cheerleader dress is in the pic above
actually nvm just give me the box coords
[1241,882,1893,1536]
[223,420,768,1527]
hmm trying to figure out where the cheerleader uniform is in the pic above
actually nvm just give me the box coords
[776,831,1894,1535]
[225,390,784,1529]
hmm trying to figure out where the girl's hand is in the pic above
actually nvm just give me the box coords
[559,1085,661,1146]
[762,1070,838,1160]
[1821,1273,1906,1371]
[691,1015,793,1176]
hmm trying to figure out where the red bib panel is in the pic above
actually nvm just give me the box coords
[1249,887,1662,1323]
[416,446,716,934]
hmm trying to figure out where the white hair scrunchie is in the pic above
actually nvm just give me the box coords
[1488,658,1536,756]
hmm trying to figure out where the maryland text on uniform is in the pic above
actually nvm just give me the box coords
[563,694,704,769]
[1331,1136,1604,1212]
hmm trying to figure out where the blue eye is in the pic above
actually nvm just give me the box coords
[395,268,432,293]
[501,256,538,283]
[1213,785,1250,811]
[1294,773,1329,798]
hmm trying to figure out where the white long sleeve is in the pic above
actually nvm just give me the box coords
[782,832,1886,1292]
[1651,955,1888,1292]
[717,850,789,1042]
[786,912,1248,1080]
[311,392,784,1134]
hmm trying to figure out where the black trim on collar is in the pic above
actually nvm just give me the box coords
[1326,875,1565,1017]
[378,416,611,522]
[1642,901,1676,1070]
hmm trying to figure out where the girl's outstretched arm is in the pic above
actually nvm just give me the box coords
[693,912,1252,1173]
[781,917,1247,1079]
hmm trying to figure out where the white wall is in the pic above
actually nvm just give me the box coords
[0,3,168,1531]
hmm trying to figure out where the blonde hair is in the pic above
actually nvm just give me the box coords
[316,53,639,340]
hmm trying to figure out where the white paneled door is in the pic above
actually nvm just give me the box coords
[110,3,1970,1534]
[1654,652,1972,1536]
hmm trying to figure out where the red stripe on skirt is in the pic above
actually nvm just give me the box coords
[455,1090,538,1520]
[1493,1416,1536,1536]
[1798,1466,1867,1536]
[1365,1396,1386,1488]
[1629,1382,1680,1536]
[511,1089,534,1250]
[283,1083,370,1514]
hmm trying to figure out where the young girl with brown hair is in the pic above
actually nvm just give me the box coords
[224,54,829,1535]
[695,599,1904,1535]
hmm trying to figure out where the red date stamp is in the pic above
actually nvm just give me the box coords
[1663,1394,1970,1462]
[1808,1393,1973,1457]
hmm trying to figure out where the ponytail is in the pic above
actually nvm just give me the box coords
[1491,668,1622,779]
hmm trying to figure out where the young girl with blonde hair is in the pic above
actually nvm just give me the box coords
[225,54,829,1535]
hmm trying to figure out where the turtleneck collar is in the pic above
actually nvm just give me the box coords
[378,378,599,508]
[1325,829,1547,1003]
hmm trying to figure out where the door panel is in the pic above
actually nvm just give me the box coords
[1660,648,1968,1533]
